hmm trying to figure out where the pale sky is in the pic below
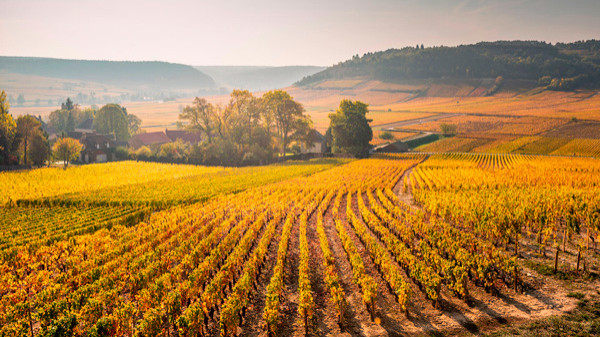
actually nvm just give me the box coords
[1,0,599,66]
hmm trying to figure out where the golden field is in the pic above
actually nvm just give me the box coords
[7,78,600,155]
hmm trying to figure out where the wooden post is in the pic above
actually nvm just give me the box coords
[514,264,519,293]
[304,313,308,336]
[576,249,581,273]
[554,246,559,274]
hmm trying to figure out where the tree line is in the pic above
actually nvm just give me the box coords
[1,90,51,166]
[0,92,141,167]
[47,98,140,141]
[0,87,374,168]
[297,40,600,90]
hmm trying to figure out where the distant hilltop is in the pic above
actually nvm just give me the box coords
[296,40,600,91]
[0,56,216,91]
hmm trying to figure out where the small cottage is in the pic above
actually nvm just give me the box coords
[165,129,203,144]
[301,130,327,154]
[80,133,115,163]
[129,131,172,149]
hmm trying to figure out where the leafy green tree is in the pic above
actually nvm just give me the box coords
[226,89,261,147]
[16,115,43,165]
[61,97,74,111]
[94,104,129,141]
[16,94,25,106]
[329,99,373,157]
[52,137,82,168]
[127,114,142,135]
[0,90,16,164]
[28,132,50,167]
[66,111,75,133]
[379,131,395,140]
[262,90,311,157]
[439,123,457,136]
[179,98,216,143]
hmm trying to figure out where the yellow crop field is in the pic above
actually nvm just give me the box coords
[410,115,567,137]
[551,138,600,157]
[416,137,490,153]
[0,159,348,206]
[515,137,571,155]
[3,153,597,336]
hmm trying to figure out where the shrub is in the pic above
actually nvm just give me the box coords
[379,131,395,140]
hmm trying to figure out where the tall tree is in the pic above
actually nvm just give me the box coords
[66,111,75,133]
[226,90,260,147]
[0,90,16,164]
[328,99,372,157]
[16,115,42,165]
[28,132,50,167]
[179,98,216,143]
[61,97,74,111]
[52,137,82,168]
[262,90,311,158]
[94,104,129,141]
[127,114,142,135]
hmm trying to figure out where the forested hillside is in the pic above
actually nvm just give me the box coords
[297,40,600,90]
[0,56,216,90]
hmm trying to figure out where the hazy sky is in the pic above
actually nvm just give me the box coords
[1,0,599,66]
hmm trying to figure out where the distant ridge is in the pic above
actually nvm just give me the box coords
[296,40,600,90]
[0,56,215,90]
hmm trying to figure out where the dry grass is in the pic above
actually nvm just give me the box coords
[313,79,364,89]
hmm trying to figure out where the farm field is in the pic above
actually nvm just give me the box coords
[8,77,599,154]
[2,154,599,336]
[0,159,348,206]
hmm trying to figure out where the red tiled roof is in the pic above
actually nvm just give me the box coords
[165,129,202,143]
[129,132,171,147]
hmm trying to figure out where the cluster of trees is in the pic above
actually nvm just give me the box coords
[297,40,600,90]
[327,100,373,157]
[48,98,140,141]
[0,91,51,166]
[172,89,313,165]
[1,86,376,168]
[0,92,96,168]
[133,93,374,165]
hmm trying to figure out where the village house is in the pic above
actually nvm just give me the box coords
[165,129,203,144]
[128,131,172,149]
[79,132,115,163]
[301,130,327,154]
[129,129,203,149]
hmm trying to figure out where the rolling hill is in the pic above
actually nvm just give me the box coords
[296,40,600,91]
[0,56,215,90]
[0,56,219,107]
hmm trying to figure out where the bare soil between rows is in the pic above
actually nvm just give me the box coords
[229,168,598,336]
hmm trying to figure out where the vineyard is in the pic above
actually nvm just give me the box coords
[1,154,599,336]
